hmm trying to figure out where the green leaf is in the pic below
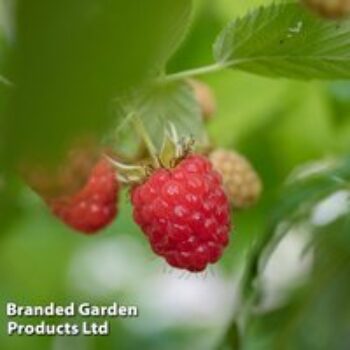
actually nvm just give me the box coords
[328,80,350,126]
[157,0,193,67]
[124,80,204,151]
[269,157,350,229]
[140,81,204,150]
[214,3,350,80]
[241,157,350,300]
[0,0,193,166]
[244,216,350,350]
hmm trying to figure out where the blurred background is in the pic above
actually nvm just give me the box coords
[1,0,350,349]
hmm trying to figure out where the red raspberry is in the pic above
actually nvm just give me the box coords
[131,155,231,272]
[21,137,100,199]
[48,158,118,234]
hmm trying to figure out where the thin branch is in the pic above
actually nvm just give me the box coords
[162,62,228,83]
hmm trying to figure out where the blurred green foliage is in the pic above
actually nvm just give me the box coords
[0,0,192,165]
[1,0,350,349]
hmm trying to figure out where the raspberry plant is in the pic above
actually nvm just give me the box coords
[1,0,350,349]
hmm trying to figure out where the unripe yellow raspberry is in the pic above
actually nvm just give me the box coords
[302,0,350,19]
[189,79,216,121]
[209,149,262,209]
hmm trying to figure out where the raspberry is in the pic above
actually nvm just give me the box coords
[302,0,350,19]
[48,158,118,234]
[21,138,100,199]
[189,79,216,121]
[131,155,231,272]
[209,149,262,209]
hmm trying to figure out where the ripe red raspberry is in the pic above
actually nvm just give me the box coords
[48,158,118,234]
[131,155,231,272]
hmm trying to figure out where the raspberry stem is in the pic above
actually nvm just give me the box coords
[131,115,160,167]
[163,62,228,83]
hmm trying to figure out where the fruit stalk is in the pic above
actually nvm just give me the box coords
[131,115,160,167]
